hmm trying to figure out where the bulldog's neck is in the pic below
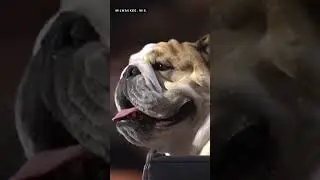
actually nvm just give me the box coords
[190,88,210,155]
[173,83,210,156]
[157,96,210,156]
[158,111,210,156]
[192,113,210,155]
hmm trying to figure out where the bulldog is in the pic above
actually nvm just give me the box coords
[113,35,210,156]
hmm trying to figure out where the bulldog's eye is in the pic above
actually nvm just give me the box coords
[152,62,174,71]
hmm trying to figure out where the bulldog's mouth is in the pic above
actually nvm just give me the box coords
[112,95,195,124]
[112,107,145,122]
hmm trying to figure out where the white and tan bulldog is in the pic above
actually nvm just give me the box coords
[113,35,210,156]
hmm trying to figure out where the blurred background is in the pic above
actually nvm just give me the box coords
[0,0,209,179]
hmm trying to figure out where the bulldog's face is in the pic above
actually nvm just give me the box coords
[113,35,210,154]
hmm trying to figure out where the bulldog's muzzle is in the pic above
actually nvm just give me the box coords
[115,64,190,120]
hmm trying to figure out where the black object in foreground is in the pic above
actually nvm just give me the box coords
[143,154,210,180]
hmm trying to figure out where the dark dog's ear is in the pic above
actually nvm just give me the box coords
[195,34,210,64]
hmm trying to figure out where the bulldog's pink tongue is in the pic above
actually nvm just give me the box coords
[112,107,138,122]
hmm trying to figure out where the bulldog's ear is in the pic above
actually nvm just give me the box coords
[195,34,210,64]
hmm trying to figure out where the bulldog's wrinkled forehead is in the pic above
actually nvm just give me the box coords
[120,43,163,93]
[129,43,156,65]
[120,43,156,79]
[128,40,199,65]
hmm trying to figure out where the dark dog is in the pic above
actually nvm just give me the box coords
[211,0,320,179]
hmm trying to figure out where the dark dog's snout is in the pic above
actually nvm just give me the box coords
[123,65,141,78]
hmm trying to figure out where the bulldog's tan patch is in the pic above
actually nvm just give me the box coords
[143,37,210,91]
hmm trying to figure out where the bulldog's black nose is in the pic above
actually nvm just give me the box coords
[124,65,141,78]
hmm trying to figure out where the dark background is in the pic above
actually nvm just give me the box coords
[0,0,210,179]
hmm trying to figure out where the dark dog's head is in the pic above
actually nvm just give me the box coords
[113,35,210,154]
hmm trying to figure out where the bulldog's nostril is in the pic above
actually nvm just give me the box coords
[124,65,141,78]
